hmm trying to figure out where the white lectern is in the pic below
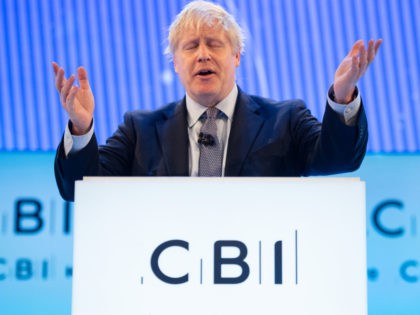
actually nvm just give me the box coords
[72,178,366,315]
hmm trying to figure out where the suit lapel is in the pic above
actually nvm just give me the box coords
[155,100,189,176]
[225,90,264,176]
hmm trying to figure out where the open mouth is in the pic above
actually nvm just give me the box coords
[196,69,215,76]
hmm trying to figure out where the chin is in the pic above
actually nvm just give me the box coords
[193,92,220,106]
[193,88,217,97]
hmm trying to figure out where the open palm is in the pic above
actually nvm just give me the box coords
[333,39,382,104]
[52,62,95,135]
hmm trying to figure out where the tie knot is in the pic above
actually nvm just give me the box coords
[201,107,222,121]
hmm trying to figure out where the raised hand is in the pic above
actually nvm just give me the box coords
[333,39,382,104]
[52,62,95,135]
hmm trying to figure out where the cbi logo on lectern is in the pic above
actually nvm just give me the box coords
[141,231,299,286]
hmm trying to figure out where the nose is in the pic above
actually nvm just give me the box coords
[197,45,211,62]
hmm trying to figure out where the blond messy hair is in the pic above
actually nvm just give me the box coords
[165,0,245,58]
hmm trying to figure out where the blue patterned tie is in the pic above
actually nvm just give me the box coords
[198,107,223,176]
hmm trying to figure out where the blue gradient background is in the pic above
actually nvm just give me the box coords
[0,0,419,314]
[1,0,419,152]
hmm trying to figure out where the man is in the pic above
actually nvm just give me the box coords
[53,0,382,201]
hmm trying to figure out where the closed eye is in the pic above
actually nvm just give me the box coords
[183,41,199,50]
[207,39,224,48]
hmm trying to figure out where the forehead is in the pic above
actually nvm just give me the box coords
[178,24,229,43]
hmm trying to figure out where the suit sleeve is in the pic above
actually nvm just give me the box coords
[54,112,137,201]
[54,134,100,201]
[296,100,368,175]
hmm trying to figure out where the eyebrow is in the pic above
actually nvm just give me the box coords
[182,35,225,44]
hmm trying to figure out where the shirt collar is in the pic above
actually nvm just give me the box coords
[186,85,238,128]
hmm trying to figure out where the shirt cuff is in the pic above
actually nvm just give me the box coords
[63,121,94,156]
[327,86,361,126]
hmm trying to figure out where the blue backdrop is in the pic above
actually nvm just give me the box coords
[1,0,419,152]
[0,0,419,314]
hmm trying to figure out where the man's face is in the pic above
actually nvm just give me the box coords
[173,24,240,107]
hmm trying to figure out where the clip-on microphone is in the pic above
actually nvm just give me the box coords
[198,132,215,147]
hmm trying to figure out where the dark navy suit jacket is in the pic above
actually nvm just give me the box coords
[55,89,368,201]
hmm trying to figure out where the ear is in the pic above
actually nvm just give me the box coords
[234,52,241,67]
[173,56,179,73]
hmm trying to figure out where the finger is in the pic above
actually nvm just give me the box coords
[60,75,75,105]
[347,39,364,57]
[55,67,66,92]
[77,67,90,90]
[350,55,360,81]
[66,86,79,112]
[367,39,376,64]
[367,39,383,65]
[374,39,383,55]
[358,44,368,75]
[52,62,59,76]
